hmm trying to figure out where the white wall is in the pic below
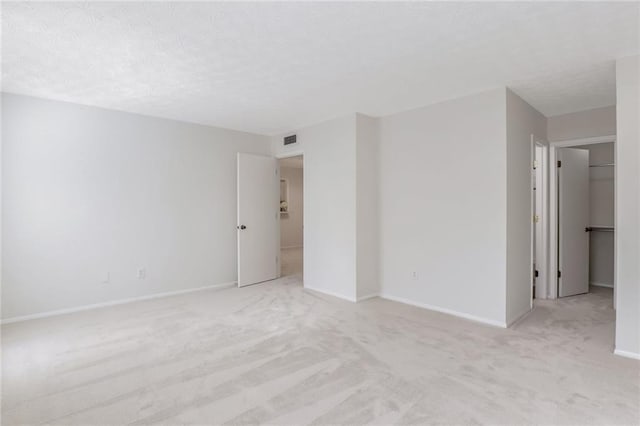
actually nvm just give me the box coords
[271,115,358,301]
[0,93,3,320]
[547,106,616,141]
[614,55,640,358]
[574,143,615,288]
[505,89,547,325]
[1,93,270,320]
[279,166,303,248]
[355,114,380,300]
[379,88,508,326]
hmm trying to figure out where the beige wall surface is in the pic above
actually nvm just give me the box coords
[355,114,380,300]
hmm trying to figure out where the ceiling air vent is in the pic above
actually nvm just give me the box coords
[284,134,297,146]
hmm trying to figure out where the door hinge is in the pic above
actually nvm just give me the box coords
[535,270,539,278]
[558,270,562,278]
[533,160,538,170]
[557,160,562,168]
[533,214,540,223]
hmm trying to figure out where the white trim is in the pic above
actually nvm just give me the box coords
[614,349,640,360]
[549,135,616,147]
[356,293,379,302]
[275,150,304,160]
[590,281,614,289]
[304,285,356,302]
[548,135,616,299]
[1,282,236,325]
[549,145,558,299]
[532,136,550,300]
[378,293,507,328]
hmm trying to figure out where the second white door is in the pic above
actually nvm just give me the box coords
[237,153,279,287]
[558,148,590,297]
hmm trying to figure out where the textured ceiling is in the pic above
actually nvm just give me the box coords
[2,2,639,134]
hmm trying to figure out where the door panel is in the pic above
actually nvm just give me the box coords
[237,153,278,287]
[558,148,590,297]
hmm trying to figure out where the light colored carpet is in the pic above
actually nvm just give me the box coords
[280,247,303,278]
[2,280,638,425]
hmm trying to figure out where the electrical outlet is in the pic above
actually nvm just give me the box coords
[411,271,418,280]
[137,268,146,279]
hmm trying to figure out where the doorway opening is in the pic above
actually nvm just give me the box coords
[278,155,303,279]
[548,137,616,305]
[520,135,617,355]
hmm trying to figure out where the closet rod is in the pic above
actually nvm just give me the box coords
[585,227,614,233]
[589,163,615,168]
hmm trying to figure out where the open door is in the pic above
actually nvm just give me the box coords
[237,153,279,287]
[558,148,590,297]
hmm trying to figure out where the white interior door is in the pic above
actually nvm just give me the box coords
[558,148,590,297]
[237,153,279,287]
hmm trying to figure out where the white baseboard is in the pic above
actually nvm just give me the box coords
[356,293,379,302]
[304,285,356,302]
[590,281,614,288]
[1,281,237,325]
[614,349,640,360]
[281,245,303,250]
[379,293,507,328]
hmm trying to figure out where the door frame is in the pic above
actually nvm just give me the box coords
[548,135,616,299]
[274,150,304,279]
[531,136,549,301]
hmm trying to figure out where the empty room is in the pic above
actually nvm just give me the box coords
[1,2,639,425]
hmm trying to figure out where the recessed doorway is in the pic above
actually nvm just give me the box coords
[549,137,616,303]
[278,155,303,279]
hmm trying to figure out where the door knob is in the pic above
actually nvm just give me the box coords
[238,225,247,230]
